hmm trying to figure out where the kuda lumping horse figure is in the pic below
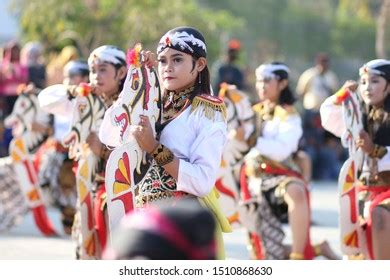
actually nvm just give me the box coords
[216,84,254,225]
[100,44,161,238]
[0,86,56,236]
[39,82,106,258]
[64,85,106,259]
[336,89,368,258]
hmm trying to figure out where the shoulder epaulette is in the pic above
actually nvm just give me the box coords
[191,94,227,121]
[252,103,264,114]
[274,105,297,121]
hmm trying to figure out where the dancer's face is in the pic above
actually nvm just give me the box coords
[89,62,126,97]
[158,48,205,92]
[256,76,286,103]
[360,73,389,107]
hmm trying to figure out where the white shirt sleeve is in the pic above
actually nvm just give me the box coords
[38,84,74,116]
[176,118,227,197]
[254,114,302,162]
[320,95,345,138]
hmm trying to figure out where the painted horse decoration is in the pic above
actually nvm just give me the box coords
[100,44,161,237]
[216,83,254,225]
[0,86,56,235]
[64,85,106,259]
[337,89,368,257]
[39,83,106,258]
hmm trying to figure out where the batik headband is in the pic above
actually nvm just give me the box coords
[88,45,126,67]
[359,59,390,81]
[157,26,207,58]
[256,63,290,81]
[63,60,89,77]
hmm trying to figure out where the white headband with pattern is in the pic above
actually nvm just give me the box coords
[88,45,126,67]
[359,59,390,77]
[256,63,290,81]
[158,31,207,55]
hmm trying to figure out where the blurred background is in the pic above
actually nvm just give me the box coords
[2,0,390,85]
[1,0,390,180]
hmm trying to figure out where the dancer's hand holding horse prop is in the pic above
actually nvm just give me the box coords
[100,44,161,238]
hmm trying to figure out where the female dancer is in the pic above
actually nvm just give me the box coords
[321,59,390,259]
[132,26,231,259]
[39,45,127,257]
[241,62,337,259]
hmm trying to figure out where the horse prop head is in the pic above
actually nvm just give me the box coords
[63,85,106,159]
[4,85,51,153]
[109,44,161,145]
[341,90,364,159]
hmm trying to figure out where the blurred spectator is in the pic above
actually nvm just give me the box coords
[21,41,46,89]
[296,53,345,180]
[212,39,245,94]
[0,41,28,156]
[103,199,217,260]
[46,45,79,86]
[0,40,29,117]
[62,60,89,87]
[296,53,339,111]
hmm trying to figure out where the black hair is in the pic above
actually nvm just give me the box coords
[279,86,296,105]
[113,63,127,92]
[270,62,296,105]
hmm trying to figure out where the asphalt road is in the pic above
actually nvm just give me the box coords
[0,181,341,260]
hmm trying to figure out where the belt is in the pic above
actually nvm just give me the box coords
[135,190,193,208]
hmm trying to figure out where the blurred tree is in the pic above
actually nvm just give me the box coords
[331,0,377,59]
[376,0,390,58]
[10,0,242,60]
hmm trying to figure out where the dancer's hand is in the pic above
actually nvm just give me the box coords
[133,115,158,153]
[342,80,358,92]
[141,50,157,68]
[86,132,103,156]
[233,126,245,141]
[29,121,50,134]
[356,130,374,154]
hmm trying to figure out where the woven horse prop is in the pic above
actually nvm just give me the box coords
[61,85,106,258]
[337,89,368,257]
[216,84,253,225]
[102,45,161,237]
[1,89,56,236]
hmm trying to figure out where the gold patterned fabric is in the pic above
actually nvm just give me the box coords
[152,143,174,166]
[368,107,388,124]
[135,190,194,208]
[162,86,194,122]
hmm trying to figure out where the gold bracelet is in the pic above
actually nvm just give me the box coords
[368,144,387,159]
[152,144,174,166]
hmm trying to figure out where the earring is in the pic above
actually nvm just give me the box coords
[198,73,201,84]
